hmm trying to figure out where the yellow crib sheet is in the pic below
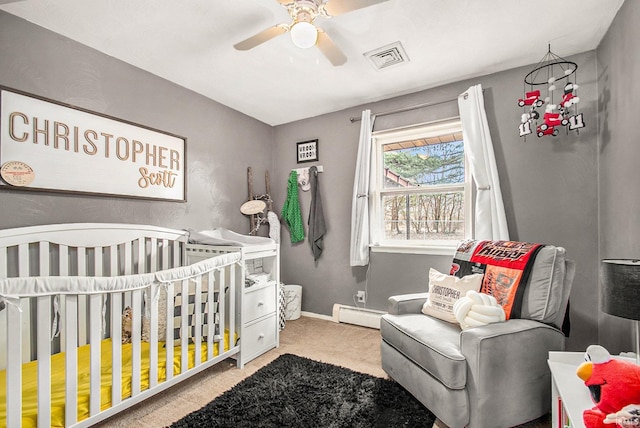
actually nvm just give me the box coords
[0,333,232,428]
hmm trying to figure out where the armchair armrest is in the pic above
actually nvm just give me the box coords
[459,319,565,428]
[387,292,429,315]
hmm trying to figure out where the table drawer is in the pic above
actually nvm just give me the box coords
[243,282,276,322]
[242,315,277,360]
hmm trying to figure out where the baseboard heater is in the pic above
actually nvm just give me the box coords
[332,304,385,329]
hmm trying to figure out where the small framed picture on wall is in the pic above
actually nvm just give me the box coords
[296,139,319,163]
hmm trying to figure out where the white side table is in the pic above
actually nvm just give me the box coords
[548,351,592,428]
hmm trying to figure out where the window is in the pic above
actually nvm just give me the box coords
[370,119,471,255]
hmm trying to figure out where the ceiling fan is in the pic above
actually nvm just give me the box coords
[233,0,390,66]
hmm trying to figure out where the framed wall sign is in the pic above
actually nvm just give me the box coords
[296,139,318,163]
[0,86,186,202]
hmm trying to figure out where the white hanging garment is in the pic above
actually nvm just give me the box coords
[297,168,311,192]
[268,211,281,244]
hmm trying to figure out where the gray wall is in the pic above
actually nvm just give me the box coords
[0,11,273,233]
[273,51,600,352]
[597,0,640,353]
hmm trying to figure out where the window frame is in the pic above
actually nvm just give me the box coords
[369,117,472,256]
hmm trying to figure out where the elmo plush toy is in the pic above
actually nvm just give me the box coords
[577,345,640,428]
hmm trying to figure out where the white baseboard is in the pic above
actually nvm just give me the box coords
[300,311,333,322]
[297,308,387,330]
[331,304,385,329]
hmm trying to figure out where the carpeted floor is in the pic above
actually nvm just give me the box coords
[96,316,551,428]
[170,353,436,427]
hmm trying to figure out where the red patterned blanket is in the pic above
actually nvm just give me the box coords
[450,240,543,319]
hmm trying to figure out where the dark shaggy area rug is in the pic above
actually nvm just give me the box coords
[169,353,436,428]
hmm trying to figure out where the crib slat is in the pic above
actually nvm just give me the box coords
[6,300,22,428]
[59,244,69,275]
[0,246,8,367]
[219,267,226,341]
[161,239,169,270]
[0,246,7,372]
[149,239,164,388]
[173,240,180,269]
[109,245,118,342]
[0,312,5,402]
[39,241,50,274]
[131,289,143,396]
[180,279,189,373]
[65,295,79,426]
[110,293,123,406]
[228,264,235,358]
[77,247,87,347]
[37,241,52,408]
[219,267,227,352]
[165,282,174,380]
[77,246,86,276]
[58,245,69,352]
[137,238,146,274]
[149,283,159,388]
[206,271,215,361]
[18,243,32,362]
[0,245,6,278]
[194,276,202,366]
[37,295,52,428]
[95,246,104,276]
[15,240,30,283]
[110,245,118,275]
[38,241,52,364]
[124,243,133,309]
[124,240,132,275]
[89,294,102,416]
[150,238,157,273]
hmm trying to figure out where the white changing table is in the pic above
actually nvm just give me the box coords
[187,238,280,368]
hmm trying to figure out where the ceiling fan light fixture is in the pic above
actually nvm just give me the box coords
[290,21,317,49]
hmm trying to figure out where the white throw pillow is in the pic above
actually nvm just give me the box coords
[422,268,484,324]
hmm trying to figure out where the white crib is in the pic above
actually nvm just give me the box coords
[0,223,241,427]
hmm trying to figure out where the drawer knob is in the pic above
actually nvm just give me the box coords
[257,301,264,306]
[258,333,265,339]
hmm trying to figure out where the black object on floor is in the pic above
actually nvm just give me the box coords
[169,353,436,428]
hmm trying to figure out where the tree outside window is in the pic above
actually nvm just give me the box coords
[373,119,470,248]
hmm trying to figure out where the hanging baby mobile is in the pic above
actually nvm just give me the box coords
[518,45,585,140]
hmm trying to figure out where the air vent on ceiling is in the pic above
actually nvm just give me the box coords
[364,41,409,70]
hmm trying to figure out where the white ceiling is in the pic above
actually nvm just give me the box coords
[0,0,624,126]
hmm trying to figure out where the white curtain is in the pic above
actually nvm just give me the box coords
[458,84,509,240]
[350,110,375,266]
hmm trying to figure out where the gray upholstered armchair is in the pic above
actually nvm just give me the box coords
[380,243,575,428]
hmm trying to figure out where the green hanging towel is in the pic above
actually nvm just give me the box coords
[282,170,305,243]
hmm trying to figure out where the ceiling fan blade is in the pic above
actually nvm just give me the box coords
[317,31,347,66]
[234,25,288,51]
[323,0,390,16]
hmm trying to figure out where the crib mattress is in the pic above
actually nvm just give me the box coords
[0,333,232,428]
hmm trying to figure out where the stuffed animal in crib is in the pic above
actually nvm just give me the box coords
[577,345,640,428]
[122,306,133,344]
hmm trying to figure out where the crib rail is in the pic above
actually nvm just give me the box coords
[0,251,240,428]
[0,223,188,367]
